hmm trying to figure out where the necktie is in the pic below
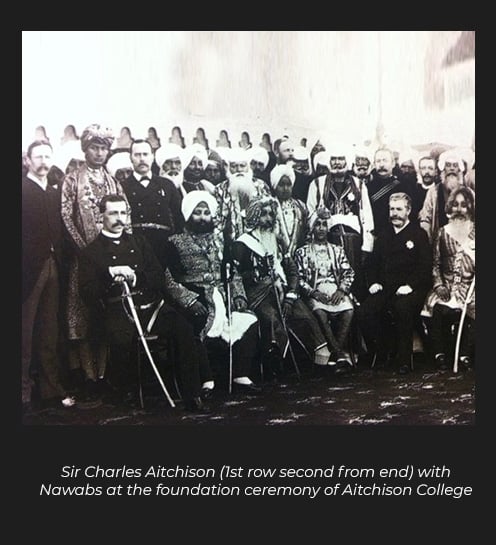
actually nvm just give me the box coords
[140,176,150,188]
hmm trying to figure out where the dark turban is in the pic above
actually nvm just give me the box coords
[244,196,279,230]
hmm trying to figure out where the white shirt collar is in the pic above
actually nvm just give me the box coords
[27,172,48,191]
[133,171,151,183]
[101,229,122,239]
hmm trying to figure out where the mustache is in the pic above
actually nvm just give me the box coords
[112,221,125,227]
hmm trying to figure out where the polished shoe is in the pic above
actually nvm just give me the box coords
[435,353,449,371]
[232,381,263,394]
[184,397,210,412]
[334,360,351,376]
[200,387,214,401]
[398,364,410,375]
[459,356,472,370]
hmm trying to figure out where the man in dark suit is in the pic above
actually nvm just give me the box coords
[22,141,75,412]
[78,194,206,411]
[367,148,413,236]
[120,139,183,268]
[359,192,432,374]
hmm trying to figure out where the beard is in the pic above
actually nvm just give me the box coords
[228,172,256,208]
[421,174,435,186]
[187,219,214,234]
[442,172,464,192]
[161,170,183,188]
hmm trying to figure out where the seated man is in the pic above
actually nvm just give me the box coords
[422,187,475,370]
[295,208,355,375]
[359,192,432,374]
[78,194,207,411]
[166,191,261,396]
[231,197,331,376]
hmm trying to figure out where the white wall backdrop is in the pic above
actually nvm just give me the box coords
[22,30,474,155]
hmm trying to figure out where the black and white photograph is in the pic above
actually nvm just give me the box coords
[21,30,475,426]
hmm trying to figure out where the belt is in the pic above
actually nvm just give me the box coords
[132,223,171,232]
[179,272,222,284]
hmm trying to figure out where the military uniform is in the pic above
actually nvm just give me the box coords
[121,173,184,268]
[79,231,202,402]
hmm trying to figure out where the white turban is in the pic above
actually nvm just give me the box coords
[106,152,133,177]
[313,151,330,170]
[327,144,352,168]
[225,147,250,164]
[438,150,466,173]
[155,144,183,170]
[453,147,475,170]
[352,145,372,163]
[293,146,310,162]
[270,164,296,189]
[181,190,218,222]
[182,143,208,170]
[249,147,269,169]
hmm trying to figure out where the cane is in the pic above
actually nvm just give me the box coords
[225,262,234,394]
[266,254,301,378]
[453,277,475,374]
[120,280,176,408]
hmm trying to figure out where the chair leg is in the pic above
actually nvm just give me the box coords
[371,352,377,368]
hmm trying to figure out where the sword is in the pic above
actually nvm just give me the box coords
[453,277,475,374]
[266,253,301,378]
[120,280,175,407]
[225,262,234,394]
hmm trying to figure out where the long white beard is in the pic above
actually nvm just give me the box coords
[161,169,183,188]
[227,172,255,208]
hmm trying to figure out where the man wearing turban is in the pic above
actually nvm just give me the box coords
[78,194,207,412]
[295,207,356,374]
[307,143,374,301]
[232,197,331,376]
[214,147,271,253]
[419,150,474,243]
[181,144,215,197]
[61,124,128,400]
[166,191,261,397]
[270,164,309,258]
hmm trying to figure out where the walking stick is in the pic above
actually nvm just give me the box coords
[121,280,176,407]
[225,262,234,394]
[266,254,301,378]
[453,277,475,373]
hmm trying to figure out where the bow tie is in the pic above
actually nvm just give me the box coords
[140,176,150,182]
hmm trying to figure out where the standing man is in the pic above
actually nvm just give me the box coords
[359,193,432,374]
[367,148,411,236]
[291,146,314,203]
[410,155,439,220]
[120,139,183,268]
[155,143,184,192]
[419,150,472,243]
[61,124,125,397]
[214,148,271,251]
[181,144,215,195]
[22,141,75,412]
[271,164,309,258]
[307,145,374,301]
